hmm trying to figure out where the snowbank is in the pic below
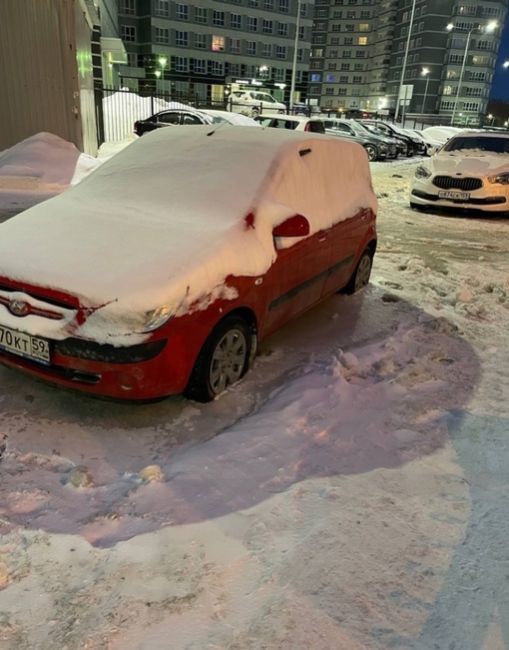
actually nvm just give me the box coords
[0,126,377,343]
[0,132,80,192]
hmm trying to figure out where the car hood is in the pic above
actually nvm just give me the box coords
[431,152,509,175]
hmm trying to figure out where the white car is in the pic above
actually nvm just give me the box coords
[256,114,325,133]
[229,90,286,116]
[410,132,509,215]
[410,130,443,156]
[199,109,260,127]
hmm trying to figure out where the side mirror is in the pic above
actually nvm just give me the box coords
[272,214,310,238]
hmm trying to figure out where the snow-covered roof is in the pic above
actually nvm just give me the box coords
[0,125,376,341]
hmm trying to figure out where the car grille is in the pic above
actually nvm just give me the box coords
[432,176,483,191]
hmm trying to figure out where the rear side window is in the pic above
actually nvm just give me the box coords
[182,114,204,125]
[307,121,325,134]
[158,112,181,125]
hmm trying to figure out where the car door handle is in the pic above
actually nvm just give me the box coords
[318,235,328,243]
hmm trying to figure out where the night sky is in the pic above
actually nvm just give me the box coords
[491,10,509,101]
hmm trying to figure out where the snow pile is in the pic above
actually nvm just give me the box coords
[0,126,377,343]
[0,132,80,192]
[421,126,464,145]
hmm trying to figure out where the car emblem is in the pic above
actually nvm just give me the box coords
[8,299,30,317]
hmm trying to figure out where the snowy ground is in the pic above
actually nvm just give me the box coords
[0,156,509,649]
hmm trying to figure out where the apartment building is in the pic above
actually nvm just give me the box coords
[117,0,314,103]
[310,0,508,124]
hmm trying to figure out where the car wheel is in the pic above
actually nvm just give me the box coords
[251,107,260,117]
[185,315,255,402]
[364,144,377,162]
[341,249,373,295]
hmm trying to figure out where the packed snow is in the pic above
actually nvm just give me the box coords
[0,141,508,649]
[0,126,376,344]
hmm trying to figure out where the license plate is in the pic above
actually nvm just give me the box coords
[0,324,50,365]
[438,190,470,201]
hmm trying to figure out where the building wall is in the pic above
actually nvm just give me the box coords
[309,0,508,122]
[0,0,98,153]
[116,0,313,102]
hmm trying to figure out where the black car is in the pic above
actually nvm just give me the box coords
[134,108,212,136]
[361,120,425,156]
[322,118,398,161]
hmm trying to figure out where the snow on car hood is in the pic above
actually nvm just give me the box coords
[0,126,376,342]
[431,151,509,175]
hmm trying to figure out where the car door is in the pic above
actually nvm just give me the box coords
[263,227,331,335]
[322,209,372,296]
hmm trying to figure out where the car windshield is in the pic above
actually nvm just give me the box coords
[443,136,509,154]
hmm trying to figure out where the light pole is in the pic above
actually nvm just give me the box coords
[421,67,430,113]
[289,0,302,112]
[394,0,417,123]
[447,20,498,126]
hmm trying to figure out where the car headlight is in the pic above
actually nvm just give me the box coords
[143,305,173,332]
[488,172,509,185]
[415,165,432,179]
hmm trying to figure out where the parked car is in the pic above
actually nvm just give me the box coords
[409,129,443,156]
[256,114,325,133]
[361,120,425,156]
[0,126,377,401]
[134,107,258,135]
[322,118,398,161]
[410,132,509,215]
[352,120,403,158]
[228,90,286,116]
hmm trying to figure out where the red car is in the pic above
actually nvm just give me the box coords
[0,126,377,401]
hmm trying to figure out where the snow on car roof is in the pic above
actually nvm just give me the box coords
[0,125,376,341]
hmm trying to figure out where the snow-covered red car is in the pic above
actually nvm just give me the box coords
[410,132,509,215]
[0,126,377,401]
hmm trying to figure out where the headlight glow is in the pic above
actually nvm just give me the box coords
[143,305,173,331]
[415,165,432,179]
[488,172,509,185]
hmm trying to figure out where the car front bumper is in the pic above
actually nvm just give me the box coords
[411,179,509,213]
[0,334,193,401]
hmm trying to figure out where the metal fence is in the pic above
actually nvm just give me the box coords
[95,86,313,143]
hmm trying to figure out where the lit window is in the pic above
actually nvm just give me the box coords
[358,37,368,45]
[212,35,225,51]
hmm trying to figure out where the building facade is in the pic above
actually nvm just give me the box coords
[116,0,314,104]
[309,0,508,124]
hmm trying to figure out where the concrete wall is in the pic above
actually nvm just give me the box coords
[0,0,98,154]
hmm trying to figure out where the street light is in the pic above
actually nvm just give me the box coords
[447,20,498,126]
[421,67,430,113]
[394,0,417,123]
[289,0,302,112]
[504,61,509,69]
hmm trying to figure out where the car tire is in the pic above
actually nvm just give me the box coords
[341,249,373,295]
[364,144,377,162]
[251,107,260,117]
[185,315,255,403]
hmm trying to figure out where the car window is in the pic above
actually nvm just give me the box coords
[257,117,275,127]
[256,93,276,103]
[182,114,204,125]
[272,119,297,129]
[157,112,181,125]
[307,121,325,134]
